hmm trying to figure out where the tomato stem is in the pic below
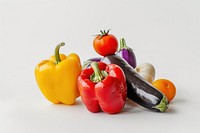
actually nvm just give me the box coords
[106,29,111,34]
[99,29,111,39]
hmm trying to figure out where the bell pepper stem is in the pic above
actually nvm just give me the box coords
[119,38,128,50]
[55,42,65,64]
[90,62,105,83]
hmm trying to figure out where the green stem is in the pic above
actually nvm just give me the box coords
[55,42,65,64]
[100,30,104,34]
[153,95,169,112]
[106,29,111,34]
[82,60,92,69]
[99,29,111,39]
[119,38,128,50]
[90,62,105,83]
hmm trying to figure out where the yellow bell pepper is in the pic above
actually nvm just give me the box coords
[35,42,82,105]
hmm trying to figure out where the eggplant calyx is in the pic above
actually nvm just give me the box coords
[82,60,92,69]
[119,38,129,50]
[153,96,168,112]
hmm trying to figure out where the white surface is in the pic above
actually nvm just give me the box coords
[0,0,200,133]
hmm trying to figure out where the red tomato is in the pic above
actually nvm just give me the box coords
[93,30,118,56]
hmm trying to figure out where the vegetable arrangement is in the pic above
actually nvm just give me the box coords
[35,30,176,114]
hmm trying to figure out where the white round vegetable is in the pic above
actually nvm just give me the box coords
[135,63,155,83]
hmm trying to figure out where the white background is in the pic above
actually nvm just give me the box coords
[0,0,200,133]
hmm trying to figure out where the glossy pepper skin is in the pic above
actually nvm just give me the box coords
[78,62,127,114]
[35,42,81,105]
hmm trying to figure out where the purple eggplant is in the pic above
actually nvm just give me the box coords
[116,38,137,68]
[82,57,102,69]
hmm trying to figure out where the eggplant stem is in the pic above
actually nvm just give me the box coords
[153,95,168,112]
[119,38,128,50]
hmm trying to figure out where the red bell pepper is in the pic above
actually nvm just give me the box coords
[77,62,127,114]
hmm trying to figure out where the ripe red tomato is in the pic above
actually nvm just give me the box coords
[93,30,118,56]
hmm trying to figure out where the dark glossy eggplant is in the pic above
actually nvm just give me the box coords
[101,55,168,112]
[82,57,102,69]
[116,38,137,68]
